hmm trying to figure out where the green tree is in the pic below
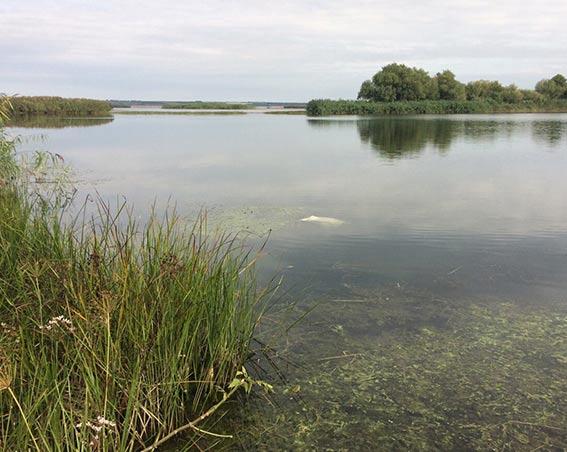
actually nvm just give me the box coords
[360,63,438,102]
[535,74,567,100]
[501,84,523,103]
[435,70,466,101]
[551,74,567,89]
[520,89,544,103]
[357,80,378,100]
[465,80,505,102]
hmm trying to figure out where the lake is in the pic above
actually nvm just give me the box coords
[8,113,567,449]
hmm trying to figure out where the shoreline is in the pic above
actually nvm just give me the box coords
[306,99,567,117]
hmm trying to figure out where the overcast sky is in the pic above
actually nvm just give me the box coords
[1,0,566,101]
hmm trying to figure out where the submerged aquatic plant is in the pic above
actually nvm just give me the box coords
[229,286,567,450]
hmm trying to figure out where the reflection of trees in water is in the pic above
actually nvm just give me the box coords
[309,117,566,159]
[531,121,567,146]
[7,116,114,129]
[461,120,519,141]
[357,118,459,158]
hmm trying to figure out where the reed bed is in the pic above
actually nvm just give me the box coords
[9,96,112,117]
[0,98,270,451]
[306,98,567,116]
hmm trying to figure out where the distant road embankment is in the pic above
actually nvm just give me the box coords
[306,99,567,116]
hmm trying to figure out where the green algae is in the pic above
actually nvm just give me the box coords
[226,287,567,450]
[208,206,305,236]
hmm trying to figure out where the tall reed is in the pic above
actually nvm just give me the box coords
[306,98,567,116]
[0,99,270,450]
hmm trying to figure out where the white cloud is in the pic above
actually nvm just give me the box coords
[1,0,566,99]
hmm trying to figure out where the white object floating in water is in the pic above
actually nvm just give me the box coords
[300,215,345,226]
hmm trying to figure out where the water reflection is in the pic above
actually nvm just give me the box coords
[7,116,114,129]
[357,118,456,158]
[309,116,567,158]
[531,121,567,146]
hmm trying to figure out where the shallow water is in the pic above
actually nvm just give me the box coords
[8,113,567,449]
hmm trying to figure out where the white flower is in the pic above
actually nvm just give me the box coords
[39,315,76,333]
[76,415,116,432]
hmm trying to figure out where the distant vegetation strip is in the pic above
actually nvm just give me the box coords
[308,63,567,116]
[163,101,253,110]
[114,110,247,115]
[306,99,567,116]
[9,96,112,117]
[110,100,307,109]
[264,110,306,115]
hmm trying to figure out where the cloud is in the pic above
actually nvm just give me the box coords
[1,0,566,100]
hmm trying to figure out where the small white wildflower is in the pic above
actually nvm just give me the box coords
[75,415,117,434]
[39,315,76,333]
[96,416,116,428]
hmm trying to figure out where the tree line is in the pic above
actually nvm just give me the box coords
[357,63,567,104]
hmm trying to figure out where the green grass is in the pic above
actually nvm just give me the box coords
[306,99,567,116]
[0,100,272,450]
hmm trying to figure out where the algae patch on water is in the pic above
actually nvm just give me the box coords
[208,206,305,235]
[228,287,567,450]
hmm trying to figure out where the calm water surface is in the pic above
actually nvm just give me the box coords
[9,113,567,449]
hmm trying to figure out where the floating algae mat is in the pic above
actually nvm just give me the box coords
[207,206,305,235]
[225,286,567,450]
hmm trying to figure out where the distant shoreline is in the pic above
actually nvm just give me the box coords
[306,99,567,117]
[112,107,305,115]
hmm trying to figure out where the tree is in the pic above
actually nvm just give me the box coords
[435,70,466,101]
[358,63,438,102]
[501,84,523,103]
[551,74,567,89]
[465,80,505,102]
[535,74,567,100]
[357,80,378,100]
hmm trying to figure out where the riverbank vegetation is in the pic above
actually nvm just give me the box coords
[8,96,112,117]
[307,99,567,116]
[0,98,271,450]
[307,63,567,116]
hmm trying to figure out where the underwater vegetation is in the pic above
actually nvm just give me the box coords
[228,285,567,450]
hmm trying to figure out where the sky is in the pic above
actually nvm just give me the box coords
[1,0,566,101]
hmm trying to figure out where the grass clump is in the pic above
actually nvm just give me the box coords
[0,100,270,450]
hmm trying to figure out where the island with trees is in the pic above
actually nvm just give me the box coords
[307,63,567,116]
